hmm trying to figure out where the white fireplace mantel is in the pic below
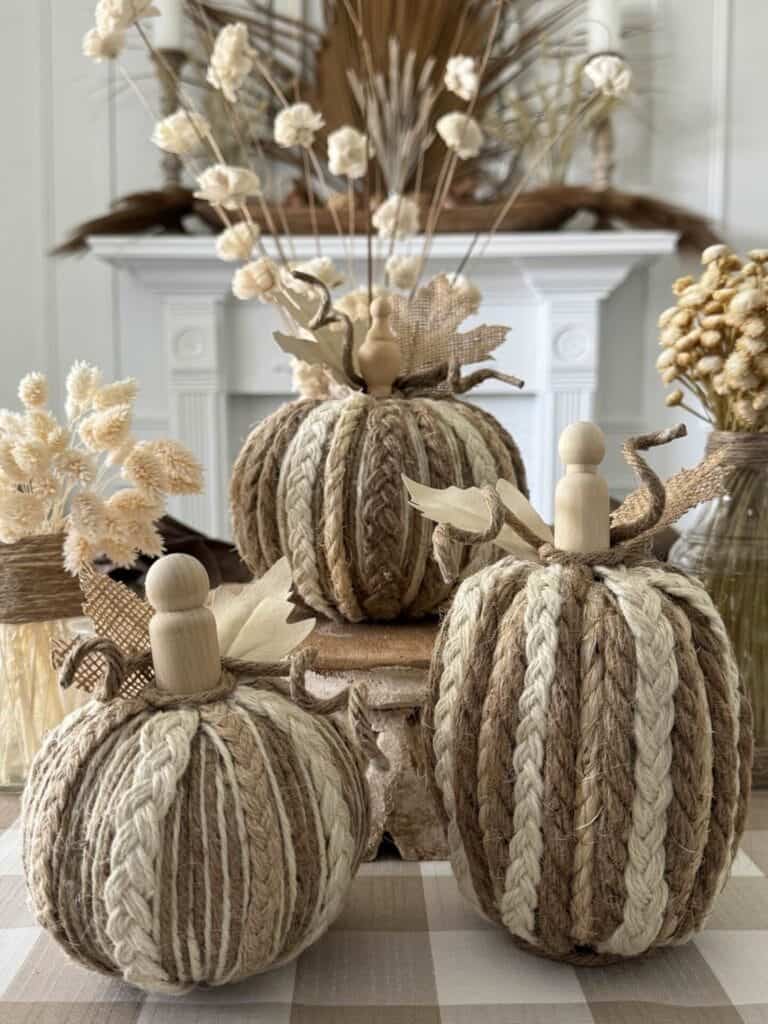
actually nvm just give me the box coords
[91,231,677,538]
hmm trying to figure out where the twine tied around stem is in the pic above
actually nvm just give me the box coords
[292,270,524,399]
[59,635,388,770]
[433,423,728,579]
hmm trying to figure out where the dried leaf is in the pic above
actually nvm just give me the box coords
[207,556,295,654]
[403,476,551,558]
[225,596,316,663]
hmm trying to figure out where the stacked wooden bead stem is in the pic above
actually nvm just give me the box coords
[22,553,373,993]
[231,292,528,623]
[424,422,752,963]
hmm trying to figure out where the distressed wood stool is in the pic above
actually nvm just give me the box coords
[302,619,448,860]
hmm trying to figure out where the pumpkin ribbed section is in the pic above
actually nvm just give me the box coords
[424,558,752,964]
[231,395,528,621]
[22,687,368,993]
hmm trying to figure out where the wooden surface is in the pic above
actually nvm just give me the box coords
[301,619,439,672]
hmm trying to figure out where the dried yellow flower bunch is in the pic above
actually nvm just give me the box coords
[657,244,768,431]
[0,363,203,572]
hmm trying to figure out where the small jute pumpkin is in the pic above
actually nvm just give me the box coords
[231,290,528,622]
[421,422,753,964]
[22,554,383,993]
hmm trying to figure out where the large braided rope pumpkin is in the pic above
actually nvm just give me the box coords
[22,555,373,993]
[231,393,527,622]
[422,424,753,964]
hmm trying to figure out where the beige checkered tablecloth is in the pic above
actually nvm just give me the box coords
[2,790,768,1023]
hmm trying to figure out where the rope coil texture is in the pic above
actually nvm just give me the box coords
[424,556,752,964]
[22,639,378,993]
[231,393,528,622]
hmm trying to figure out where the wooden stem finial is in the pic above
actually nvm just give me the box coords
[357,295,400,397]
[554,422,610,553]
[145,553,221,694]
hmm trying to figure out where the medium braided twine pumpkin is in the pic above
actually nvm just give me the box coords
[22,677,369,991]
[231,394,527,622]
[426,556,752,963]
[423,424,753,964]
[22,555,371,993]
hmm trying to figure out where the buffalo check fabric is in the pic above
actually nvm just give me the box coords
[2,790,768,1023]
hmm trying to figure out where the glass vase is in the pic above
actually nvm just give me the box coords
[669,431,768,786]
[0,534,87,787]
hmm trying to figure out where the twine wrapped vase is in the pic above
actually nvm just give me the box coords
[22,554,378,993]
[0,533,85,786]
[231,296,528,622]
[422,424,753,964]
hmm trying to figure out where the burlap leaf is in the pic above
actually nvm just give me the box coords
[390,275,508,375]
[52,564,153,696]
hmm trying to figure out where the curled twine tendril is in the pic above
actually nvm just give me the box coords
[290,271,525,399]
[432,423,724,581]
[59,635,389,771]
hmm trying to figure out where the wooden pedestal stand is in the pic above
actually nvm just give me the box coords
[302,619,447,861]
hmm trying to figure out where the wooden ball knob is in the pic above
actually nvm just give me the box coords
[558,421,606,469]
[146,554,221,695]
[371,295,393,322]
[146,553,210,613]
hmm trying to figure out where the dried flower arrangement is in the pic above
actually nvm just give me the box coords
[0,363,203,572]
[58,2,721,255]
[657,245,768,431]
[68,1,677,253]
[78,0,630,386]
[0,361,202,786]
[658,244,768,783]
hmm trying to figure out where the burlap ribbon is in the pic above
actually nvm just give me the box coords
[434,423,728,579]
[0,533,83,625]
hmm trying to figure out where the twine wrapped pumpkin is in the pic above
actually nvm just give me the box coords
[22,554,382,993]
[231,286,527,622]
[419,423,753,963]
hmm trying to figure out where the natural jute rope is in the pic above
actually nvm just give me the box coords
[706,429,768,467]
[0,533,83,623]
[426,557,752,965]
[231,393,527,622]
[422,426,752,964]
[22,642,382,993]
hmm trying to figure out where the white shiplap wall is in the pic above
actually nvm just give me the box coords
[1,0,765,478]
